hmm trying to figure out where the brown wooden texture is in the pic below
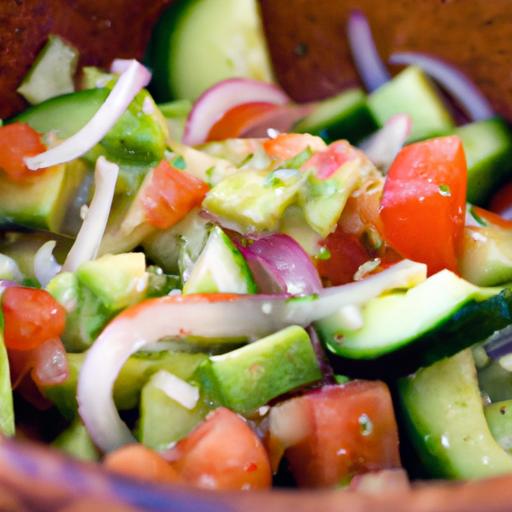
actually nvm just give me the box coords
[259,0,512,120]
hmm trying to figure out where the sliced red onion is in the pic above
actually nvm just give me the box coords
[0,280,18,295]
[347,11,391,92]
[307,326,335,385]
[34,241,62,288]
[359,114,412,171]
[484,325,512,360]
[31,338,69,388]
[389,52,494,121]
[77,259,425,452]
[239,234,322,295]
[148,370,199,410]
[240,104,314,138]
[183,78,290,146]
[0,254,23,283]
[62,157,119,272]
[110,58,133,75]
[25,60,151,170]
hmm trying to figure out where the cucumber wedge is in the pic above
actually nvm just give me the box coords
[148,0,273,101]
[319,270,512,374]
[398,350,512,479]
[183,226,256,294]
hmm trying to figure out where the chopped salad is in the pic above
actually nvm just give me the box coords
[1,0,512,493]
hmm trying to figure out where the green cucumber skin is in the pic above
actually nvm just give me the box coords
[398,350,512,479]
[0,314,14,437]
[324,290,512,378]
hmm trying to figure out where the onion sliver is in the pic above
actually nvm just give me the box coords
[149,370,199,410]
[78,259,425,452]
[34,241,62,288]
[183,78,290,146]
[62,157,118,272]
[359,114,411,171]
[347,10,390,92]
[389,52,494,121]
[25,60,151,170]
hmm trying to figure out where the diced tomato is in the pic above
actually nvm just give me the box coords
[168,407,271,490]
[302,140,360,179]
[2,287,66,351]
[471,205,512,230]
[268,382,401,488]
[141,160,209,230]
[105,444,182,485]
[380,136,467,274]
[0,123,46,181]
[263,133,326,161]
[488,182,512,223]
[206,102,280,142]
[317,227,371,285]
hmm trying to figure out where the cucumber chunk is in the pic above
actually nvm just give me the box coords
[195,326,322,414]
[148,0,273,101]
[368,66,454,141]
[485,401,512,453]
[321,270,512,373]
[0,314,14,437]
[399,350,512,479]
[456,118,512,205]
[183,226,256,294]
[17,35,78,105]
[52,420,99,462]
[294,88,377,143]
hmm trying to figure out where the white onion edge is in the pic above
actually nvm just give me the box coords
[34,240,62,288]
[149,370,199,410]
[61,157,119,273]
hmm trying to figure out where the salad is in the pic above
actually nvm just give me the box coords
[1,0,512,494]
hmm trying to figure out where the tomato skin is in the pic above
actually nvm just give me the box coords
[281,382,401,488]
[168,407,272,490]
[489,182,512,222]
[263,133,326,161]
[380,136,467,274]
[206,102,279,142]
[0,123,46,181]
[317,228,371,285]
[142,161,209,229]
[2,287,66,351]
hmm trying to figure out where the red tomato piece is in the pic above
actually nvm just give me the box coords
[380,136,467,274]
[0,123,46,181]
[206,102,280,142]
[303,140,360,179]
[317,228,371,285]
[274,382,401,488]
[263,133,325,161]
[2,287,66,351]
[168,407,272,490]
[489,182,512,222]
[141,160,209,230]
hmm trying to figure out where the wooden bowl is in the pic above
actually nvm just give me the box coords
[1,1,512,510]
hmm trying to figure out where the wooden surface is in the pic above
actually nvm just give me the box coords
[259,0,512,120]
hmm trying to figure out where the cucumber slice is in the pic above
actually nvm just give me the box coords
[148,0,273,101]
[460,225,512,287]
[138,384,209,450]
[485,401,512,453]
[456,118,512,205]
[183,226,256,294]
[294,88,377,143]
[53,420,99,462]
[320,270,512,373]
[0,314,14,437]
[17,35,78,105]
[368,66,455,141]
[13,88,108,139]
[399,350,512,479]
[195,326,322,414]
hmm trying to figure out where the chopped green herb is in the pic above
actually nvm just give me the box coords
[317,246,332,261]
[172,155,187,170]
[439,184,452,197]
[334,374,350,384]
[358,413,373,436]
[283,147,314,169]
